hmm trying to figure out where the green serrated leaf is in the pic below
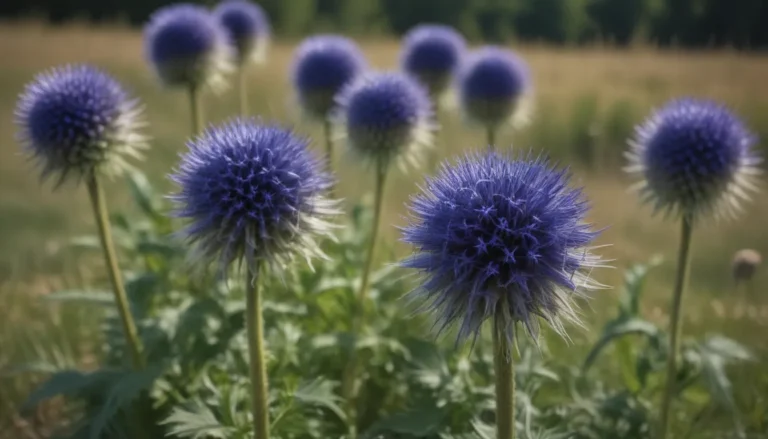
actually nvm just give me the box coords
[583,319,659,371]
[89,365,165,439]
[293,378,346,422]
[23,369,122,410]
[163,402,235,439]
[127,171,159,218]
[363,405,446,438]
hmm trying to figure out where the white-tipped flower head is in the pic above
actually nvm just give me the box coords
[291,35,367,120]
[144,4,233,90]
[213,0,270,66]
[458,46,532,131]
[171,119,340,273]
[626,98,761,221]
[334,71,436,170]
[15,64,146,186]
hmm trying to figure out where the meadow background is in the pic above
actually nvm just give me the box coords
[1,3,768,436]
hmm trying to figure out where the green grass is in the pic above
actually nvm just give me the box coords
[1,21,768,434]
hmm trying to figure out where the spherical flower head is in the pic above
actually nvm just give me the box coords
[213,0,270,65]
[401,152,604,345]
[334,71,435,170]
[458,46,532,129]
[15,64,146,186]
[400,24,466,98]
[292,35,367,120]
[626,98,761,220]
[732,249,761,283]
[144,4,233,89]
[171,119,339,272]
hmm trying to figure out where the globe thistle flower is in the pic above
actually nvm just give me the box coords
[213,0,270,66]
[292,35,367,120]
[15,64,146,186]
[458,46,532,131]
[732,249,762,285]
[171,119,339,272]
[144,4,233,90]
[401,152,604,344]
[334,71,435,170]
[626,98,761,220]
[400,24,466,99]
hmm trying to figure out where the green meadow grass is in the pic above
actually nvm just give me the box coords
[1,21,768,433]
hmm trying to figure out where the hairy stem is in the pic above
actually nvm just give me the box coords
[494,317,515,439]
[189,83,203,136]
[246,259,270,439]
[659,215,694,439]
[238,66,249,116]
[487,125,497,151]
[86,176,144,370]
[323,117,334,170]
[341,159,389,438]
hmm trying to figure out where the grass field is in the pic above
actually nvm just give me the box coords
[1,21,768,435]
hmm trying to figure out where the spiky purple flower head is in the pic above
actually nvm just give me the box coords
[292,35,367,120]
[401,152,604,345]
[400,24,466,98]
[15,64,146,186]
[458,46,532,129]
[171,119,339,272]
[626,98,761,220]
[144,3,233,89]
[334,71,435,170]
[213,0,270,65]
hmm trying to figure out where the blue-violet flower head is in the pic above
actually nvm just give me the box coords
[334,71,435,170]
[213,0,270,65]
[400,24,466,97]
[292,35,367,120]
[144,3,233,89]
[626,98,761,220]
[15,64,146,186]
[171,119,339,272]
[401,152,604,345]
[458,46,532,129]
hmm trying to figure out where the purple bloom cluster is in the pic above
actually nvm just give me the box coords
[335,72,434,169]
[292,35,367,119]
[626,98,761,220]
[458,47,532,128]
[171,119,338,271]
[213,0,270,65]
[15,64,145,185]
[144,3,232,89]
[400,25,465,97]
[401,152,603,344]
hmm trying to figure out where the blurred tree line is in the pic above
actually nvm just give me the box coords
[2,0,768,49]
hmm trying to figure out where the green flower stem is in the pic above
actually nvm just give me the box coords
[323,117,334,170]
[493,317,515,439]
[246,259,270,439]
[238,66,249,116]
[659,215,694,439]
[341,159,389,438]
[189,83,203,136]
[487,125,497,151]
[86,175,144,370]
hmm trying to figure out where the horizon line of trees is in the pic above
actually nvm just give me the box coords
[2,0,767,49]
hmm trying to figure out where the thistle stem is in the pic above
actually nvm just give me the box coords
[246,259,270,439]
[238,66,249,116]
[86,176,144,370]
[487,125,497,151]
[189,83,203,136]
[493,317,515,439]
[341,159,389,438]
[658,215,694,439]
[323,117,334,170]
